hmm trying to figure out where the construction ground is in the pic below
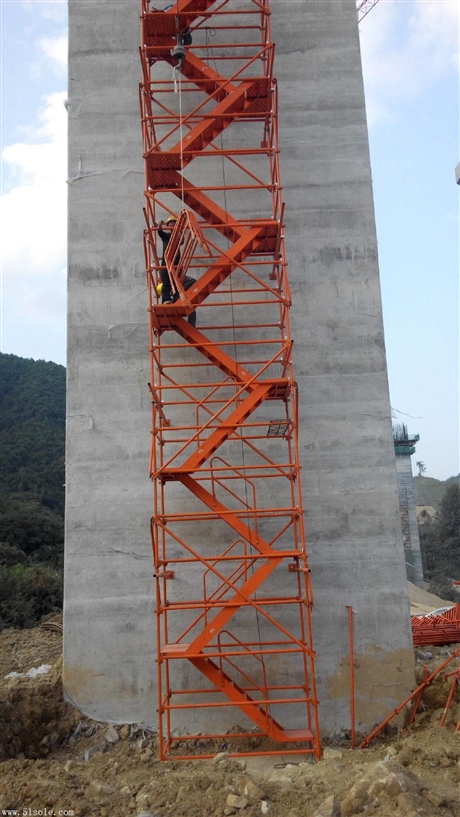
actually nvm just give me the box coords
[1,583,459,817]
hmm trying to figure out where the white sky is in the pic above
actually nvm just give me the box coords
[0,0,459,480]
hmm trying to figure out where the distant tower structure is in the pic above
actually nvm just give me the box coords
[393,424,424,587]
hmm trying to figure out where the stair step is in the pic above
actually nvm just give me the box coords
[161,644,190,656]
[153,303,189,316]
[275,729,314,743]
[147,153,182,172]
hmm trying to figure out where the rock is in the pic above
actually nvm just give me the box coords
[64,760,74,773]
[213,751,228,765]
[322,748,344,760]
[176,785,188,802]
[312,794,340,817]
[136,791,151,807]
[341,779,375,817]
[138,738,149,749]
[397,793,422,812]
[236,759,247,771]
[104,725,119,743]
[386,746,397,756]
[83,747,98,762]
[267,770,293,785]
[120,785,132,796]
[85,780,116,798]
[119,724,130,740]
[141,748,154,760]
[261,802,270,815]
[227,794,249,809]
[426,791,446,808]
[136,813,156,817]
[367,771,421,801]
[342,765,421,817]
[243,780,264,801]
[416,651,433,661]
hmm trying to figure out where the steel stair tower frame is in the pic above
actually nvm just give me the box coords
[139,0,321,760]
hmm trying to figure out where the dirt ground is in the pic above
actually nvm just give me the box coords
[0,618,459,817]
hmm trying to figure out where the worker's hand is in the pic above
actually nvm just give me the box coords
[158,220,164,227]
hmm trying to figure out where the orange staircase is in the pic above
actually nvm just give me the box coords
[140,0,320,760]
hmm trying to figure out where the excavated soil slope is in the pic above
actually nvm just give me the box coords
[408,582,452,615]
[0,618,459,817]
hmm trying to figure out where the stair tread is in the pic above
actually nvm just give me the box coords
[161,643,190,655]
[272,728,314,742]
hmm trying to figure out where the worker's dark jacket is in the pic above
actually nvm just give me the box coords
[158,227,180,300]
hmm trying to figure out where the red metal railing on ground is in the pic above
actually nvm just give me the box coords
[411,603,460,647]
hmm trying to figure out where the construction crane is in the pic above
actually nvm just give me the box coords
[357,0,380,22]
[139,0,321,761]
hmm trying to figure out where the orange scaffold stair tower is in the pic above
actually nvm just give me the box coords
[139,0,321,760]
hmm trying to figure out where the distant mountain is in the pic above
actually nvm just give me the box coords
[414,474,460,511]
[0,353,65,629]
[0,353,65,515]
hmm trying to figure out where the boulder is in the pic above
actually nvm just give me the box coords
[312,794,341,817]
[341,762,421,817]
[227,794,249,809]
[85,780,115,798]
[322,748,344,760]
[104,725,119,743]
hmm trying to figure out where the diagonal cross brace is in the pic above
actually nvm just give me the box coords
[191,655,286,738]
[162,80,264,165]
[186,226,265,306]
[173,319,255,387]
[176,474,283,655]
[161,381,273,475]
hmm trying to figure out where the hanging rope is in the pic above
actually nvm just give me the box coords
[172,61,185,203]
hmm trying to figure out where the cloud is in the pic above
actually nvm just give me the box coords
[1,92,67,318]
[359,0,459,126]
[31,33,68,78]
[39,35,68,70]
[21,0,67,24]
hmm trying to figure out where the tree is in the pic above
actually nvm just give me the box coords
[419,482,460,600]
[416,461,426,477]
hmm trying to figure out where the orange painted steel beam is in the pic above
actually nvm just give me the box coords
[140,0,320,760]
[411,603,460,646]
[359,647,460,748]
[159,382,276,474]
[190,656,313,742]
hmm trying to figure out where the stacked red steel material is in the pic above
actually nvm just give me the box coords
[411,603,460,647]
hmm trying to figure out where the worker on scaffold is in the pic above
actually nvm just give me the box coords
[157,215,197,327]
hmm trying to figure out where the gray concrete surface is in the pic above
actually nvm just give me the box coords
[64,0,153,721]
[65,0,415,733]
[271,0,414,733]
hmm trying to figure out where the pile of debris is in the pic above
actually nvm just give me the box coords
[0,619,459,817]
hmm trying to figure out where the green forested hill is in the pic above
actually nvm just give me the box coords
[0,353,65,629]
[1,353,65,514]
[414,473,460,599]
[414,474,460,510]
